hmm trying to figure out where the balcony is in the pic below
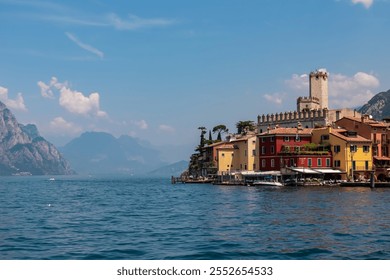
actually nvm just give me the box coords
[279,144,330,155]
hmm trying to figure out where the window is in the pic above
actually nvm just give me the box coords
[262,159,266,168]
[363,146,370,153]
[271,146,275,154]
[334,160,341,167]
[352,161,356,170]
[350,145,357,153]
[262,137,266,143]
[365,161,369,170]
[308,158,312,167]
[261,146,266,155]
[253,164,256,170]
[290,159,295,166]
[252,149,256,156]
[271,159,275,168]
[321,135,329,141]
[326,158,331,167]
[284,136,290,142]
[317,158,322,166]
[295,135,301,142]
[270,136,275,142]
[222,153,225,157]
[244,164,247,170]
[334,145,340,153]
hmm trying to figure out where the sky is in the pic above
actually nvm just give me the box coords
[0,0,389,161]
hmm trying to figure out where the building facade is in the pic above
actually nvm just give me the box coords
[312,126,373,180]
[258,125,332,171]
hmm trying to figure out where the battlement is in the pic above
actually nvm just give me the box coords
[257,108,328,124]
[297,96,320,102]
[310,70,328,80]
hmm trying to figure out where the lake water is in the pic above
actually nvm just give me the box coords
[1,176,390,260]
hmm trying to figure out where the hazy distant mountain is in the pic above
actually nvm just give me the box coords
[60,132,166,175]
[148,160,189,177]
[0,101,74,175]
[358,89,390,120]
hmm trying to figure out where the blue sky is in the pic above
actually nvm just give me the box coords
[0,0,389,161]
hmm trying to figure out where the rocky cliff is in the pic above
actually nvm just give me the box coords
[358,89,390,120]
[0,101,74,175]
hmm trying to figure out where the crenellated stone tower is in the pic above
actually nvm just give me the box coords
[258,68,359,133]
[297,69,328,111]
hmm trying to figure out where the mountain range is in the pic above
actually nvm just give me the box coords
[0,101,73,175]
[59,132,168,175]
[358,89,390,120]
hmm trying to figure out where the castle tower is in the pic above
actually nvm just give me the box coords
[309,69,328,109]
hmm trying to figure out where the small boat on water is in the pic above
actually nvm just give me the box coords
[249,172,283,187]
[49,177,55,181]
[252,180,283,187]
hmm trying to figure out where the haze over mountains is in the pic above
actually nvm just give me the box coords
[59,131,168,175]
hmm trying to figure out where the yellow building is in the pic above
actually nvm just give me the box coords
[231,134,258,172]
[216,143,234,174]
[312,126,373,180]
[216,133,258,175]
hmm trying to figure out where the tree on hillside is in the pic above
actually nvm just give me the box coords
[197,126,207,150]
[212,125,229,142]
[236,120,256,134]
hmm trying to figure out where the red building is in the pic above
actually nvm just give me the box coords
[258,125,332,171]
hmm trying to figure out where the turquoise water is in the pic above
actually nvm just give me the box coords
[1,176,389,259]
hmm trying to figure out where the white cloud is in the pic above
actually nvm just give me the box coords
[263,93,284,105]
[59,87,107,117]
[37,77,107,117]
[132,119,148,130]
[107,13,176,30]
[65,32,104,59]
[351,0,374,8]
[0,86,27,111]
[158,124,175,133]
[285,74,309,92]
[49,116,82,135]
[37,76,60,98]
[285,71,380,108]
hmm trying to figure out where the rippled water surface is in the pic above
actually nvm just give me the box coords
[1,176,390,259]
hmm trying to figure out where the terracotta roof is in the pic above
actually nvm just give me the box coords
[216,144,235,150]
[374,156,390,161]
[330,129,371,143]
[259,127,313,136]
[339,116,387,128]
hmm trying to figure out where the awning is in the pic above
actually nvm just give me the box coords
[313,168,345,174]
[286,167,321,174]
[284,167,345,174]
